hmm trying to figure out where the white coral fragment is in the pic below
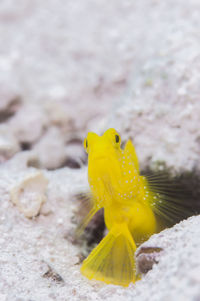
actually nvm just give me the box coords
[10,172,48,218]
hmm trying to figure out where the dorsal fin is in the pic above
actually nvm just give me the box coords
[124,140,139,173]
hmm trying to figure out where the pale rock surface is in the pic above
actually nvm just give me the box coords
[0,82,21,120]
[0,124,20,162]
[8,104,48,144]
[0,0,200,170]
[43,100,77,136]
[32,126,67,170]
[10,171,48,218]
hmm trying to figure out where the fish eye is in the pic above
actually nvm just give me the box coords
[115,135,120,143]
[83,138,88,151]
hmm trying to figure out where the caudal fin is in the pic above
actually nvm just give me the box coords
[81,223,136,287]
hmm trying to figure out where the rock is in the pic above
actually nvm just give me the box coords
[64,141,87,169]
[43,100,75,133]
[0,80,21,118]
[41,261,64,283]
[0,125,20,162]
[10,171,48,218]
[0,95,21,123]
[32,126,67,170]
[136,247,163,274]
[129,216,200,301]
[9,104,48,144]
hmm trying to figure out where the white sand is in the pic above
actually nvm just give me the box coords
[0,159,199,300]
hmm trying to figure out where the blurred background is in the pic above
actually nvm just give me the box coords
[1,0,200,171]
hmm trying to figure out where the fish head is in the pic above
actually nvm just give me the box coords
[83,128,121,161]
[83,129,123,198]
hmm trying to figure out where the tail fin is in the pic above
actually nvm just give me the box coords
[81,223,136,287]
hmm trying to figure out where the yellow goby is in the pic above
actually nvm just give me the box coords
[79,128,189,286]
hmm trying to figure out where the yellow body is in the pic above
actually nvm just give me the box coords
[80,129,158,286]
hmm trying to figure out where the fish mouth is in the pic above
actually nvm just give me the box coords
[90,155,109,164]
[94,155,107,160]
